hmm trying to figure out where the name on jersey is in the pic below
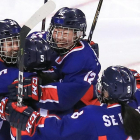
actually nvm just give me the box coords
[103,106,140,127]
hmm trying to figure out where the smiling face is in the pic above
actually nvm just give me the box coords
[52,27,78,50]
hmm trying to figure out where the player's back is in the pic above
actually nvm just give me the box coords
[40,103,135,140]
[75,103,136,140]
[89,104,128,140]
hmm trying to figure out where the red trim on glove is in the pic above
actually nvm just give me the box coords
[11,102,28,113]
[0,97,8,120]
[90,41,95,45]
[31,77,39,101]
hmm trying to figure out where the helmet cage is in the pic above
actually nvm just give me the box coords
[0,35,20,64]
[46,25,83,55]
[95,79,111,103]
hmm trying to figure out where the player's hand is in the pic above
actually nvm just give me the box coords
[5,102,40,136]
[8,77,42,101]
[0,97,8,120]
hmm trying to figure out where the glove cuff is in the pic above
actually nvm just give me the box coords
[26,111,40,136]
[0,97,8,120]
[31,77,42,101]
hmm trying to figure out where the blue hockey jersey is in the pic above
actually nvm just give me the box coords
[10,89,140,140]
[0,60,35,94]
[36,39,101,116]
[0,59,35,140]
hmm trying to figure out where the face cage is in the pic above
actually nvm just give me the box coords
[95,80,103,101]
[96,80,110,103]
[0,36,20,64]
[46,25,83,55]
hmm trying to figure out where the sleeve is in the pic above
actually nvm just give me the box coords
[10,107,95,140]
[37,42,101,111]
[90,41,99,58]
[134,89,140,106]
[0,68,36,94]
[38,72,91,111]
[35,108,94,140]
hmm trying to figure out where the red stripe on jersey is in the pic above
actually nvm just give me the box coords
[81,85,100,106]
[56,55,64,63]
[107,103,119,108]
[56,45,84,64]
[0,58,4,62]
[71,45,83,51]
[40,86,59,103]
[36,116,48,126]
[98,136,107,140]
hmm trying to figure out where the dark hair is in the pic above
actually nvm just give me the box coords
[119,101,140,139]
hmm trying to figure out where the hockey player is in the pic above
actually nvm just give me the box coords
[0,19,36,140]
[1,65,140,140]
[8,7,101,118]
[0,18,21,140]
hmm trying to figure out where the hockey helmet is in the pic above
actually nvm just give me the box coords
[23,34,53,71]
[96,66,136,102]
[47,7,87,55]
[0,19,21,64]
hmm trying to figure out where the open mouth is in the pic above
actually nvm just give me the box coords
[57,43,69,48]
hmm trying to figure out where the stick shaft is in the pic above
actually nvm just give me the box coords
[16,1,56,139]
[41,0,48,31]
[88,0,103,43]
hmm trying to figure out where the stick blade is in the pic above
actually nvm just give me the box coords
[25,0,56,29]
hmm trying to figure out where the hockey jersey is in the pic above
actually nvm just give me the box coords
[0,59,35,140]
[11,89,140,140]
[27,31,101,115]
[36,39,101,116]
[0,60,35,94]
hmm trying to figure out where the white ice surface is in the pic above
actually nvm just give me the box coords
[0,0,140,75]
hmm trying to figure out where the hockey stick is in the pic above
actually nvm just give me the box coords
[17,1,56,140]
[87,0,103,43]
[41,0,48,31]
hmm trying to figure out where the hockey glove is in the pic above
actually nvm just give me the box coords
[90,42,99,58]
[0,97,8,120]
[5,102,40,136]
[8,77,42,101]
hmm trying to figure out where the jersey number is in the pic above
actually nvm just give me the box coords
[71,110,83,119]
[0,69,7,76]
[84,71,96,84]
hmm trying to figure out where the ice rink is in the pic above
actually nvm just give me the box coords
[0,0,140,75]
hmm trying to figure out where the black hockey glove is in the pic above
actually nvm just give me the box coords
[5,102,40,136]
[8,77,42,101]
[90,42,99,58]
